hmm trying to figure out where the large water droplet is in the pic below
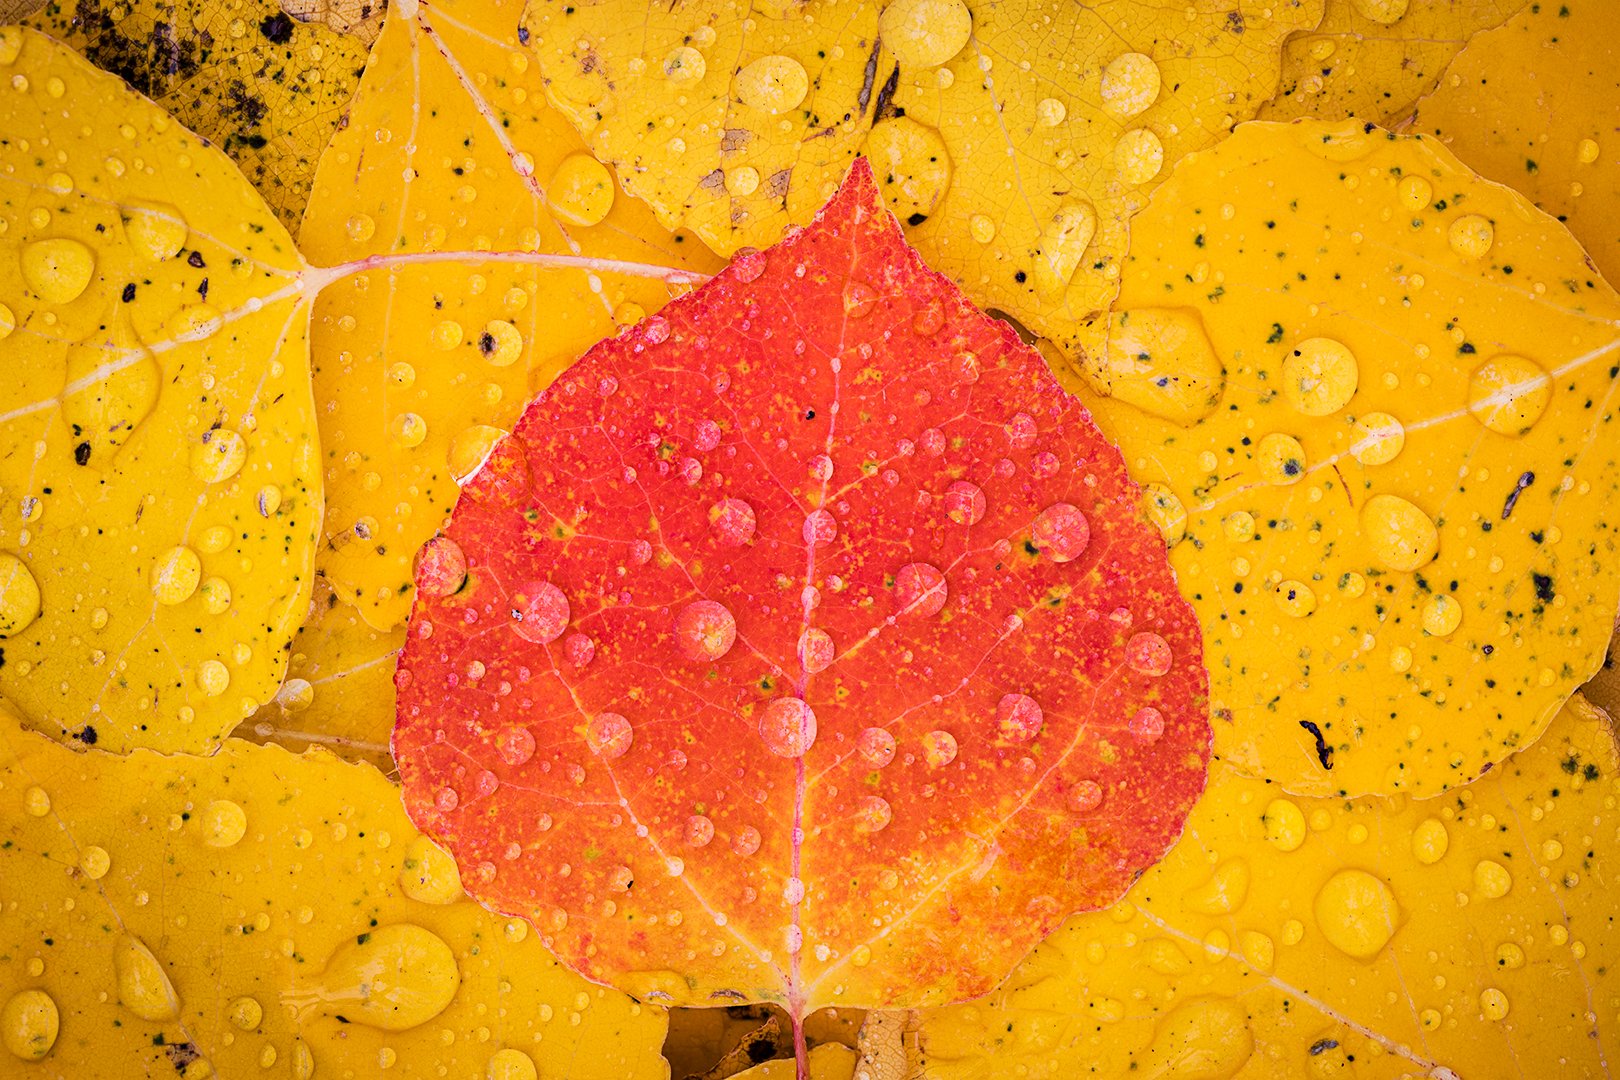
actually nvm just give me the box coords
[1032,503,1089,563]
[803,508,838,546]
[191,428,247,483]
[857,727,896,767]
[878,0,971,68]
[734,54,809,114]
[1350,411,1404,465]
[586,712,634,759]
[548,154,616,227]
[1142,998,1253,1079]
[867,116,953,221]
[114,934,181,1021]
[1282,338,1358,416]
[200,799,247,847]
[1,989,59,1061]
[1031,202,1097,300]
[1096,308,1224,425]
[1361,494,1437,572]
[673,600,737,662]
[1100,52,1160,118]
[893,562,947,618]
[1448,214,1494,259]
[22,238,95,304]
[759,698,816,757]
[921,729,958,767]
[415,536,468,597]
[0,553,41,637]
[798,628,835,674]
[996,693,1043,742]
[487,1048,539,1080]
[151,546,202,605]
[1467,354,1550,435]
[285,924,459,1031]
[944,480,985,525]
[854,796,892,833]
[123,203,188,262]
[511,582,570,643]
[1314,868,1398,958]
[400,835,464,904]
[709,498,756,546]
[1126,631,1172,676]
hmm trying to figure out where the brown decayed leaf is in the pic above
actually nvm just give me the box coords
[26,0,370,228]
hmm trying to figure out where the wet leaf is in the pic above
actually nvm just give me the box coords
[0,27,321,754]
[0,697,667,1077]
[240,573,403,768]
[1408,0,1620,282]
[281,0,388,44]
[301,0,721,632]
[1085,118,1620,797]
[524,0,1322,367]
[1261,0,1525,125]
[393,163,1211,1017]
[26,0,371,228]
[902,695,1619,1078]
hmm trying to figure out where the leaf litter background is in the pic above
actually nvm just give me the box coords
[0,0,1618,1077]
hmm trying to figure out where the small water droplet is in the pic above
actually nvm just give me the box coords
[1448,214,1494,259]
[798,628,835,673]
[1100,52,1160,117]
[921,729,958,767]
[1069,779,1104,813]
[1031,503,1090,562]
[0,553,41,636]
[944,480,985,525]
[1361,494,1438,572]
[674,600,737,662]
[854,796,892,833]
[114,934,181,1020]
[1126,631,1172,676]
[1314,869,1398,958]
[586,712,634,759]
[1282,337,1359,416]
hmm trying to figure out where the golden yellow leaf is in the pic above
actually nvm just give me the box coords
[301,0,722,631]
[0,698,667,1077]
[26,0,370,227]
[1084,118,1620,797]
[0,26,320,754]
[524,0,1322,366]
[734,1044,858,1080]
[1261,0,1525,125]
[240,573,403,767]
[1407,0,1620,283]
[904,695,1618,1078]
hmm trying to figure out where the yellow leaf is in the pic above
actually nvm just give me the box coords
[735,1043,858,1080]
[0,27,321,754]
[26,0,370,228]
[1261,0,1525,125]
[242,573,403,766]
[1408,0,1620,283]
[524,0,1322,365]
[0,698,667,1076]
[280,0,388,44]
[1085,118,1620,796]
[903,696,1619,1078]
[301,0,722,631]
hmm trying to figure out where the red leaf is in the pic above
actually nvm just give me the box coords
[393,162,1210,1018]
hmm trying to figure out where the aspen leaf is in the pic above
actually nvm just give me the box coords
[1408,0,1620,282]
[1261,0,1526,125]
[393,163,1211,1019]
[0,27,321,754]
[26,0,371,227]
[1086,118,1620,797]
[301,0,721,632]
[241,573,403,767]
[523,0,1322,367]
[0,699,667,1078]
[901,696,1619,1078]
